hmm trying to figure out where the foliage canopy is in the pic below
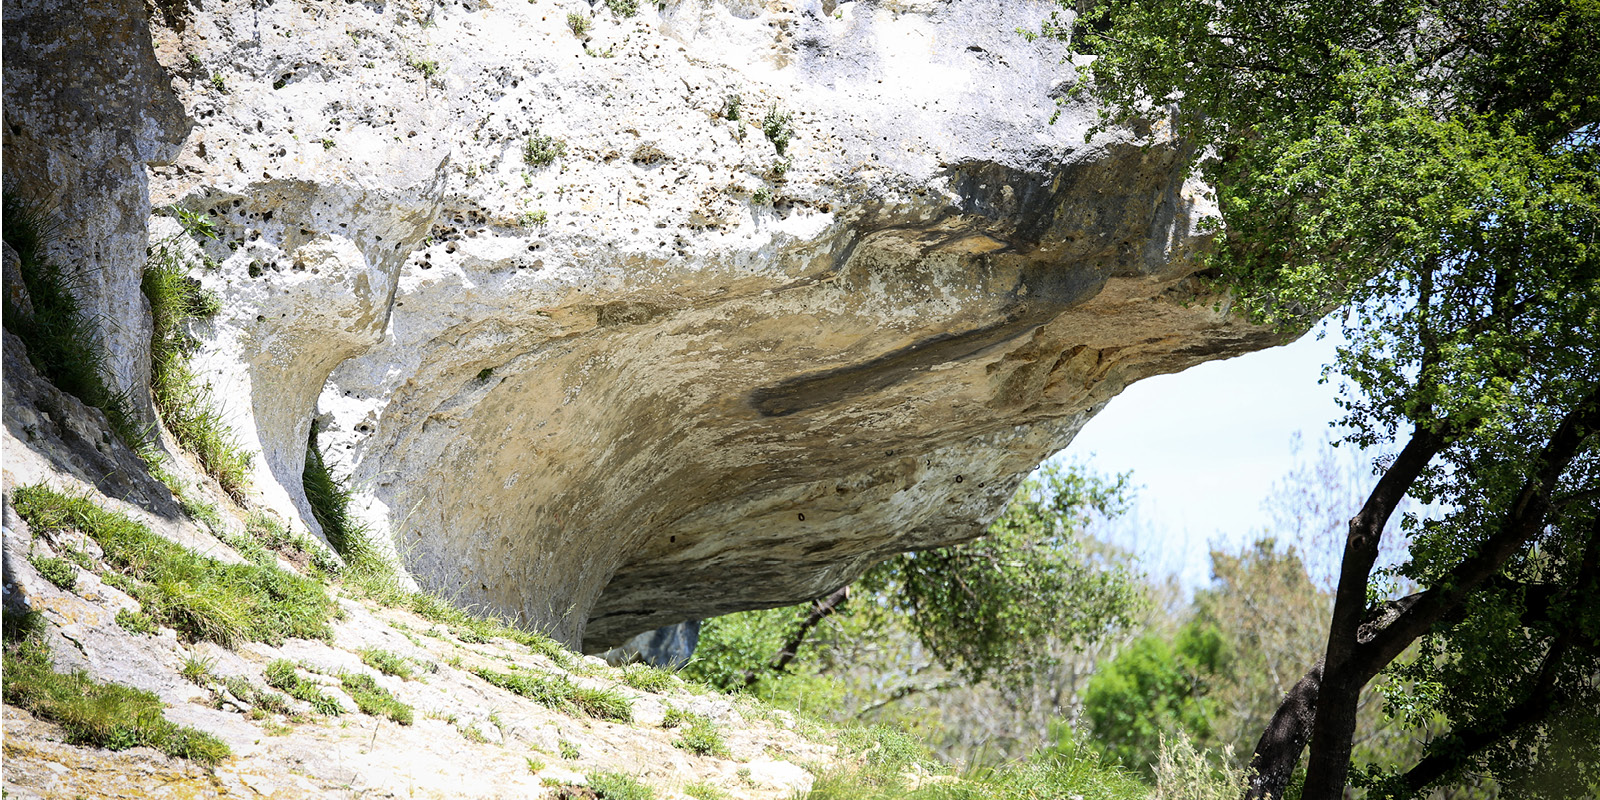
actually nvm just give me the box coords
[1055,1,1599,797]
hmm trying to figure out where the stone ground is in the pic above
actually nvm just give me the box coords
[2,561,832,800]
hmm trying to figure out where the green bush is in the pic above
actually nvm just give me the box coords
[264,659,343,716]
[3,622,230,765]
[27,554,77,591]
[359,648,415,680]
[523,129,568,168]
[115,608,157,635]
[619,663,676,692]
[761,104,793,156]
[12,485,334,646]
[566,12,590,36]
[605,0,639,17]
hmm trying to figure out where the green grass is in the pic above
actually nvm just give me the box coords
[12,485,334,646]
[587,771,654,800]
[471,666,632,723]
[619,663,677,693]
[264,659,343,716]
[796,725,1153,800]
[359,648,416,680]
[144,240,251,500]
[27,553,77,590]
[115,608,157,634]
[762,103,794,156]
[560,738,580,759]
[672,713,730,757]
[339,672,414,725]
[1,196,141,449]
[3,614,231,765]
[683,781,731,800]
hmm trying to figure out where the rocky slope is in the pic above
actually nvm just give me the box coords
[3,0,1275,656]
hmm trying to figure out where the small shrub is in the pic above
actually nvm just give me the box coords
[523,130,568,168]
[672,714,729,757]
[605,0,639,18]
[473,666,629,722]
[720,94,741,121]
[115,608,157,635]
[520,209,549,227]
[408,55,440,79]
[752,187,773,206]
[571,685,633,722]
[662,705,691,729]
[761,103,793,156]
[359,648,415,680]
[527,756,547,773]
[559,738,580,759]
[567,12,590,36]
[210,73,226,92]
[28,554,76,591]
[587,771,654,800]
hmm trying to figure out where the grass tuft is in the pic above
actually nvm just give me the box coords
[339,671,414,725]
[682,781,730,800]
[472,666,632,723]
[264,659,343,716]
[619,663,677,693]
[3,616,230,765]
[671,713,730,758]
[359,648,416,680]
[586,771,655,800]
[12,485,334,646]
[1,196,142,449]
[144,239,251,500]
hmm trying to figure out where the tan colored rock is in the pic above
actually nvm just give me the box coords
[5,0,1278,654]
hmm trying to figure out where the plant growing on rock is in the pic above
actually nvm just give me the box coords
[566,13,590,37]
[605,0,639,18]
[523,129,568,168]
[761,103,793,156]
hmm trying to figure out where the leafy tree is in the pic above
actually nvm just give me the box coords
[685,462,1145,749]
[1082,620,1229,777]
[1055,1,1600,797]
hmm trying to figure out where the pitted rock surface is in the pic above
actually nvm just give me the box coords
[6,0,1279,651]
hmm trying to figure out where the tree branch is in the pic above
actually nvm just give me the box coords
[744,585,850,687]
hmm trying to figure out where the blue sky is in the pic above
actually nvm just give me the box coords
[1059,323,1349,587]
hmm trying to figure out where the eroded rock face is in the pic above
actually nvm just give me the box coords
[8,0,1277,651]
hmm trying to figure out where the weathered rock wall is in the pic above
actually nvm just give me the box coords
[6,0,1277,651]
